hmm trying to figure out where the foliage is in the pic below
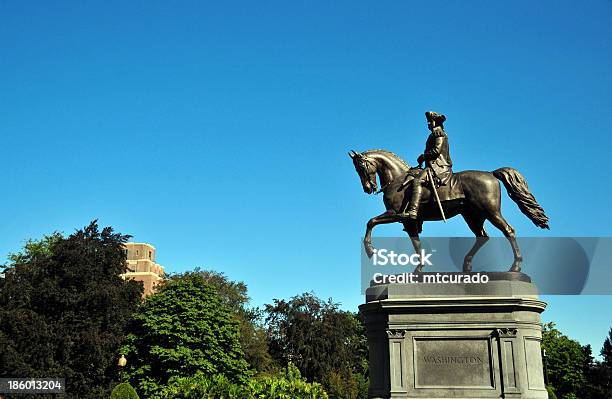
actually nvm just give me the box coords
[121,271,251,398]
[251,363,329,399]
[542,323,586,399]
[156,363,328,399]
[545,385,557,399]
[602,328,612,368]
[577,344,609,399]
[322,369,368,399]
[198,269,276,373]
[596,328,612,399]
[157,374,251,399]
[541,324,612,399]
[0,222,143,399]
[110,383,140,399]
[265,292,368,398]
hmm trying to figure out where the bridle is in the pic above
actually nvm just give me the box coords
[360,155,393,195]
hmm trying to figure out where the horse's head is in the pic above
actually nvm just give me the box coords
[349,150,378,194]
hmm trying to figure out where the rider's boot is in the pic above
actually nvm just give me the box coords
[405,183,422,219]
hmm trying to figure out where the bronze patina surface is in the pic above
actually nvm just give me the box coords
[350,111,549,273]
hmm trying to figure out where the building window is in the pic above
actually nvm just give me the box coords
[148,251,152,259]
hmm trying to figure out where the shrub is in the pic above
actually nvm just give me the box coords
[110,383,140,399]
[155,364,328,399]
[155,373,251,399]
[251,363,329,398]
[322,369,368,399]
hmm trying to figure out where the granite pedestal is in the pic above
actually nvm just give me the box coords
[359,276,547,399]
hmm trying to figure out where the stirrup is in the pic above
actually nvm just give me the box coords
[403,210,418,219]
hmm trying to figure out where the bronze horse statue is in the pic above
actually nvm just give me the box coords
[350,149,549,272]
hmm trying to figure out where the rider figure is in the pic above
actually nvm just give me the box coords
[405,111,453,219]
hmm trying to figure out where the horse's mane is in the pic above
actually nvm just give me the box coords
[362,149,411,171]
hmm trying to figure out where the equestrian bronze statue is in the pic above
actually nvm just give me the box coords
[350,111,549,273]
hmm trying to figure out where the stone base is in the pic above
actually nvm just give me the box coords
[359,279,547,399]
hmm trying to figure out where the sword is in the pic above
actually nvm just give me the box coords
[427,168,446,222]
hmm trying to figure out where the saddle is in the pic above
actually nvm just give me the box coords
[402,167,465,203]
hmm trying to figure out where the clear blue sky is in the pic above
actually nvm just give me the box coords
[1,1,611,353]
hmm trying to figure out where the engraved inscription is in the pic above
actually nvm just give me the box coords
[423,355,484,364]
[414,338,494,388]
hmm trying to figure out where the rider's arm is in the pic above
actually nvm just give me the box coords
[423,135,444,161]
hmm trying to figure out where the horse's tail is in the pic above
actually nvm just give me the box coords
[493,167,550,229]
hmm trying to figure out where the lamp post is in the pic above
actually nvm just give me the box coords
[117,355,127,382]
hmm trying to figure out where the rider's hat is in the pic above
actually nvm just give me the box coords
[425,111,446,124]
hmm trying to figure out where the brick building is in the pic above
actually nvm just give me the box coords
[121,242,165,297]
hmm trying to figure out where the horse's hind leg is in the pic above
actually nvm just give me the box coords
[461,212,488,272]
[488,212,522,272]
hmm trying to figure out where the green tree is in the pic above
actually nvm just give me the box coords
[121,271,251,398]
[198,270,275,373]
[602,328,612,368]
[0,222,143,399]
[578,344,608,399]
[599,328,612,398]
[541,323,586,399]
[265,292,368,399]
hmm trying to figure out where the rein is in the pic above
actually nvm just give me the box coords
[362,156,394,195]
[375,179,394,195]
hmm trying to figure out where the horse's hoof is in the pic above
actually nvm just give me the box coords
[463,261,472,273]
[413,265,424,273]
[509,264,521,272]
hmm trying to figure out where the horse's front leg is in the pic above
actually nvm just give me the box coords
[403,221,424,272]
[364,210,401,258]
